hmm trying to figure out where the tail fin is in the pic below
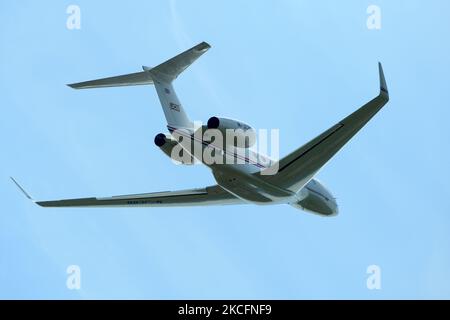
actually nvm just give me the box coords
[147,42,210,129]
[67,42,211,129]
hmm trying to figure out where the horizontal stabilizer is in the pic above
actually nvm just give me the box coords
[68,71,154,89]
[151,41,210,81]
[67,42,210,89]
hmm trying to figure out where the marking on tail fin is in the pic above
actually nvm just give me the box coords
[169,103,180,112]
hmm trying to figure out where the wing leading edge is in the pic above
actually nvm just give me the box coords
[10,178,242,208]
[263,63,389,191]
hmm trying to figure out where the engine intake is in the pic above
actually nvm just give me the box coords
[154,133,194,165]
[154,133,167,147]
[207,116,220,129]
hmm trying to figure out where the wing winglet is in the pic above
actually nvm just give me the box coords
[378,62,389,100]
[10,177,34,201]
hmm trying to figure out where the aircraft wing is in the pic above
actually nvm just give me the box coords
[262,63,390,191]
[10,178,243,207]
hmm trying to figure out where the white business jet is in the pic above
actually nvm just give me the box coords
[12,42,389,216]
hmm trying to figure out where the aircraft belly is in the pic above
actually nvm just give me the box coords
[212,168,293,204]
[218,183,273,204]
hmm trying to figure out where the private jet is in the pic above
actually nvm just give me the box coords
[12,42,389,216]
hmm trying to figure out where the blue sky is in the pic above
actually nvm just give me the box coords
[1,0,450,299]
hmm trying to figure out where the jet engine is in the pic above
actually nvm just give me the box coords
[206,116,256,148]
[154,133,194,165]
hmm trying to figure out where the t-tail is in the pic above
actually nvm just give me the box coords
[68,42,211,130]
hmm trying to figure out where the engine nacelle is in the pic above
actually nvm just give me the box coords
[206,116,256,148]
[154,133,194,165]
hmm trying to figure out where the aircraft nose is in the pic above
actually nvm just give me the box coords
[328,198,339,216]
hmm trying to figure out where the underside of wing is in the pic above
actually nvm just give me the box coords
[263,63,389,191]
[10,178,243,208]
[37,185,241,208]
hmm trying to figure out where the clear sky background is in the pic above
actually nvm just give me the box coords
[1,1,450,299]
